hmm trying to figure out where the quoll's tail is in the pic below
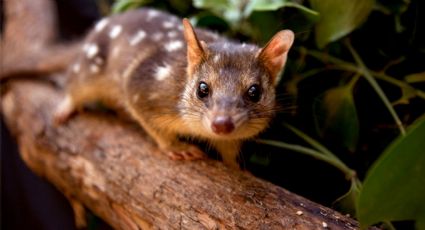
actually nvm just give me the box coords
[0,0,80,80]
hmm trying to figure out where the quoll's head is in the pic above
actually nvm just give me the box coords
[180,19,294,140]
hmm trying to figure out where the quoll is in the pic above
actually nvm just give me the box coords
[55,8,294,168]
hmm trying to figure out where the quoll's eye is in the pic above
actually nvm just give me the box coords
[197,81,209,99]
[247,84,261,102]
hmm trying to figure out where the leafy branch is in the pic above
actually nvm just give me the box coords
[300,48,425,101]
[345,39,406,135]
[299,41,425,136]
[258,123,360,215]
[258,124,356,180]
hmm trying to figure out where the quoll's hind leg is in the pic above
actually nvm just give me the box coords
[53,78,116,126]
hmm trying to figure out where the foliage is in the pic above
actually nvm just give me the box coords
[357,117,425,229]
[309,0,374,48]
[112,0,152,13]
[111,0,425,228]
[313,76,360,151]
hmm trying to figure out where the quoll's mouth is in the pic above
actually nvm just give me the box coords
[211,115,235,135]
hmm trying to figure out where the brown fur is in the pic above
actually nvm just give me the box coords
[54,8,294,168]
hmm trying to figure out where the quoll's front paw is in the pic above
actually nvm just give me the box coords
[165,143,206,161]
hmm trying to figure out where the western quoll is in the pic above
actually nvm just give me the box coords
[54,8,294,168]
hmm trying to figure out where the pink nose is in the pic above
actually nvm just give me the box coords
[211,116,235,134]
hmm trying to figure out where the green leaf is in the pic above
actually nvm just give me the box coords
[313,83,359,151]
[248,11,283,42]
[405,71,425,83]
[417,219,425,230]
[190,11,229,29]
[249,0,291,11]
[112,0,151,13]
[194,0,318,31]
[357,118,425,228]
[246,0,319,40]
[193,0,229,10]
[193,0,243,27]
[169,0,192,14]
[309,0,374,48]
[392,86,416,105]
[333,178,362,216]
[248,0,318,17]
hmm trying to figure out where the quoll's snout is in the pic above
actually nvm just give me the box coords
[211,115,235,135]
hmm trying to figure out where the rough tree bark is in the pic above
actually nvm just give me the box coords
[2,80,361,230]
[0,0,79,79]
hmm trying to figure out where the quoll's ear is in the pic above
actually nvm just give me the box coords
[258,30,294,85]
[182,18,207,76]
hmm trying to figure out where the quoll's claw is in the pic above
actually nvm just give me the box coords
[53,96,75,126]
[166,144,205,161]
[53,109,70,126]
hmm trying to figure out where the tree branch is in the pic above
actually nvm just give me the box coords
[1,80,361,229]
[0,0,79,80]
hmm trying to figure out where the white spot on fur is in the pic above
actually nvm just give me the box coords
[82,43,90,52]
[213,55,220,63]
[162,21,174,29]
[94,57,103,65]
[155,65,171,81]
[152,32,163,41]
[86,44,99,59]
[167,31,177,38]
[72,63,81,73]
[241,43,246,48]
[177,25,183,31]
[109,25,122,39]
[147,10,159,21]
[90,64,100,74]
[165,40,183,52]
[95,18,109,32]
[129,30,146,46]
[211,33,219,39]
[111,46,121,58]
[223,43,229,49]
